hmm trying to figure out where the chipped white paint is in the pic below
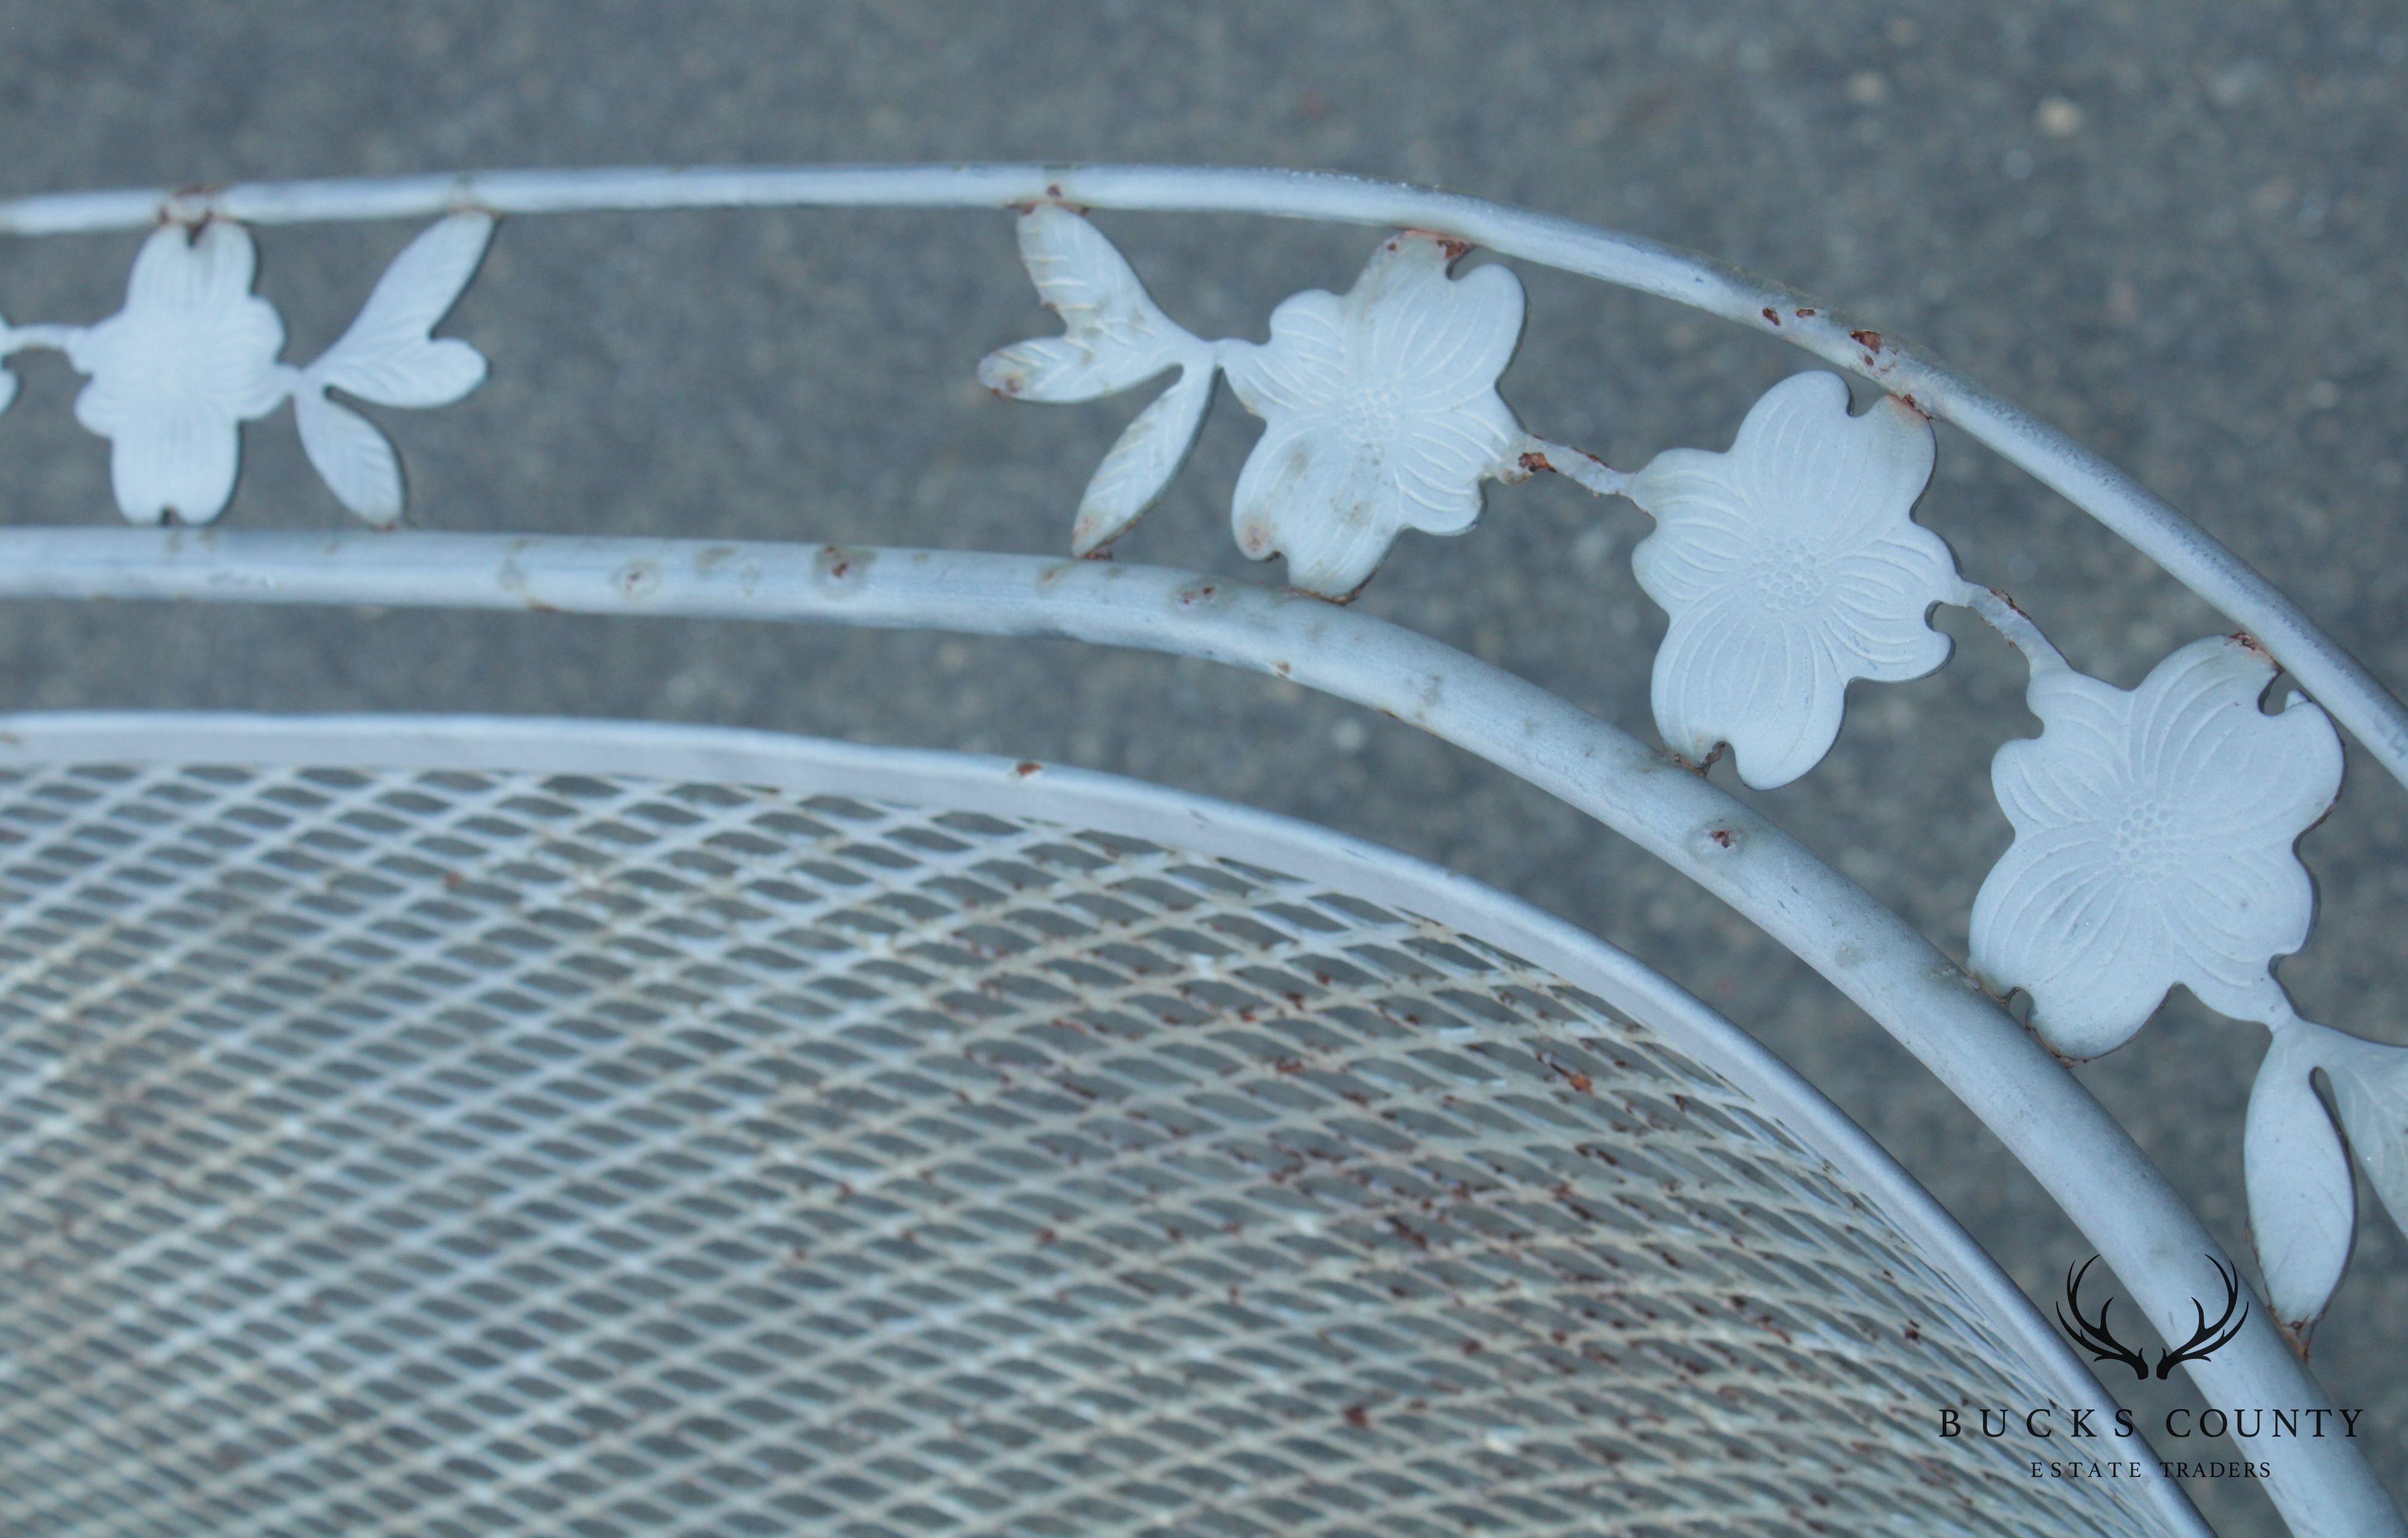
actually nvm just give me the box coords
[0,213,490,525]
[1969,631,2342,1057]
[1624,372,1960,789]
[1217,232,1526,597]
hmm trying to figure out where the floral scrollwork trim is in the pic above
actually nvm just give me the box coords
[0,212,493,525]
[980,207,1532,600]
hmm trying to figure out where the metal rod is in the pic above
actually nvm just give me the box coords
[0,525,2390,1534]
[3,161,2398,790]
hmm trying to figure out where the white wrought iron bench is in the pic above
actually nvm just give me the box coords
[0,165,2399,1537]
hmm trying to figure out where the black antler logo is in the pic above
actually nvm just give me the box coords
[2057,1254,2249,1380]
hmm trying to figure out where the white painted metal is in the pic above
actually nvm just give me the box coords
[1969,632,2342,1055]
[0,212,490,525]
[982,212,1527,597]
[0,713,2208,1537]
[1,162,2403,1534]
[0,163,2397,787]
[1958,585,2402,1342]
[1621,371,1959,790]
[0,527,2394,1534]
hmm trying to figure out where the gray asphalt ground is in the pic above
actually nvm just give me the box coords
[0,5,2401,1531]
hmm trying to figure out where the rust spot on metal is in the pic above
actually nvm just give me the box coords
[815,545,875,587]
[1795,307,1816,318]
[442,871,464,890]
[1850,328,1884,353]
[1761,307,1781,326]
[1544,1057,1593,1094]
[2230,630,2271,659]
[1460,1339,1483,1355]
[1399,228,1474,262]
[615,559,661,601]
[1342,1405,1370,1429]
[1012,761,1041,778]
[1706,828,1735,849]
[1895,392,1927,419]
[1518,449,1553,475]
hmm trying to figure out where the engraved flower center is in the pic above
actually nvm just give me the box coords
[1339,381,1403,446]
[1747,535,1828,612]
[2108,796,2183,880]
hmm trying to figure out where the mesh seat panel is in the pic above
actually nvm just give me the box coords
[0,752,2172,1537]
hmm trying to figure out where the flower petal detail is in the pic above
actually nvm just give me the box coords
[1221,232,1526,597]
[105,399,242,525]
[1970,635,2344,1056]
[1626,372,1958,788]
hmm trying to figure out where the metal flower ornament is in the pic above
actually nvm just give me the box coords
[2,193,2401,1355]
[0,212,492,524]
[1969,631,2342,1057]
[1216,234,1526,597]
[61,222,291,524]
[979,208,1529,597]
[1962,590,2402,1342]
[980,204,2408,1346]
[1622,371,1960,790]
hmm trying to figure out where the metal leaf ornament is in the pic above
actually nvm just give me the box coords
[977,206,1215,557]
[0,213,492,526]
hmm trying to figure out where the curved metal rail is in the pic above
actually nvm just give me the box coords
[1,526,2395,1536]
[2,162,2400,786]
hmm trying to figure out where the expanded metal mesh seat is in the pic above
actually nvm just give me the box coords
[0,721,2169,1537]
[0,161,2400,1537]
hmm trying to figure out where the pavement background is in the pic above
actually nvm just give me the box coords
[0,4,2402,1531]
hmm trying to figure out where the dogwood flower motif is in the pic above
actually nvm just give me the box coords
[16,214,496,526]
[63,221,291,524]
[1625,371,1961,789]
[1219,232,1527,598]
[1969,634,2344,1058]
